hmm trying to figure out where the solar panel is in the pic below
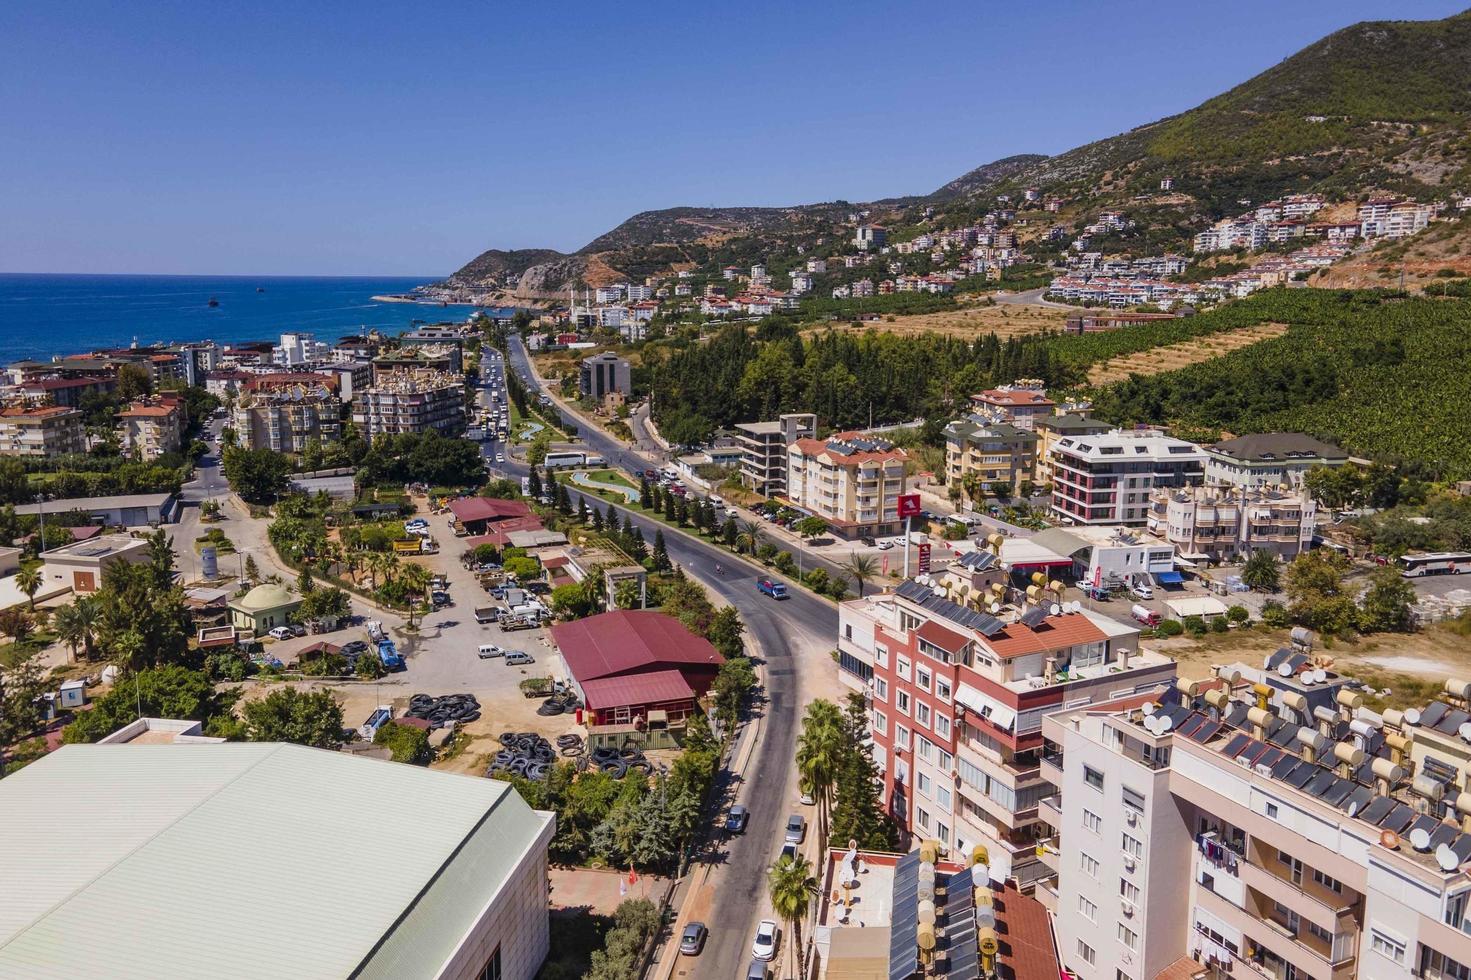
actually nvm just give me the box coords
[896,581,1004,636]
[943,868,979,980]
[1285,765,1318,790]
[1437,709,1471,737]
[1419,701,1450,730]
[1451,835,1471,863]
[1340,785,1374,816]
[1358,796,1396,826]
[1238,741,1270,766]
[1380,803,1417,833]
[1430,824,1460,849]
[1186,720,1223,744]
[1271,755,1303,779]
[1266,648,1293,671]
[890,853,920,980]
[1224,703,1251,728]
[1176,713,1207,738]
[1303,770,1337,797]
[1220,733,1251,759]
[1266,720,1299,748]
[1019,607,1048,630]
[1319,777,1355,807]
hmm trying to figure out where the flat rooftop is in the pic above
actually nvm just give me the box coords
[41,534,146,559]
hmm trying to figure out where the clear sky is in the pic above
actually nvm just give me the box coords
[2,0,1465,276]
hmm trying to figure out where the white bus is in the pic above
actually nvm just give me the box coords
[542,451,587,469]
[1398,552,1471,577]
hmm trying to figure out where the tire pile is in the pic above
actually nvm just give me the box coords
[587,742,654,780]
[487,732,557,781]
[537,691,582,716]
[404,693,481,729]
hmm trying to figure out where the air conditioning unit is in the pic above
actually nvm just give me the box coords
[1123,855,1137,872]
[1121,900,1136,918]
[1126,810,1139,826]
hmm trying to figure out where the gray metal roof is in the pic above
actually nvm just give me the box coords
[0,743,552,980]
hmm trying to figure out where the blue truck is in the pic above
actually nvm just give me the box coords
[377,638,405,672]
[756,578,789,600]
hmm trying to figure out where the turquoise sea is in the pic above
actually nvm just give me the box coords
[0,274,513,362]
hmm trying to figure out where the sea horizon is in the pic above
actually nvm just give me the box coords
[0,272,512,363]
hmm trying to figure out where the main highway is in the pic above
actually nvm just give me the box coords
[487,340,840,975]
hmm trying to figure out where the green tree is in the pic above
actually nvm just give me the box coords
[241,687,343,748]
[712,656,756,731]
[551,582,597,619]
[93,560,190,670]
[767,854,819,977]
[374,721,432,764]
[796,700,844,848]
[1241,548,1281,592]
[735,519,763,555]
[1284,550,1357,635]
[222,447,290,503]
[51,597,99,662]
[355,650,386,679]
[651,529,671,572]
[794,516,827,539]
[14,566,42,610]
[0,647,48,774]
[706,606,745,659]
[504,556,541,581]
[62,666,232,743]
[842,552,879,598]
[116,363,153,401]
[1358,566,1417,633]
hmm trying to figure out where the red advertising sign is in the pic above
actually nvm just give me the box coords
[917,542,932,574]
[897,494,922,519]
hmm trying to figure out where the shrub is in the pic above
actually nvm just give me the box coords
[355,651,386,679]
[1210,616,1230,633]
[1157,619,1184,636]
[374,721,431,765]
[1260,600,1291,628]
[1226,605,1250,624]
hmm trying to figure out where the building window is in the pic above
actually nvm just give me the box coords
[873,710,887,735]
[917,667,932,691]
[1312,868,1343,894]
[1307,921,1332,945]
[936,678,951,702]
[897,691,911,715]
[1078,940,1096,966]
[1120,879,1139,903]
[937,821,950,844]
[935,714,951,739]
[1080,852,1099,879]
[1117,972,1135,980]
[476,946,502,980]
[938,786,952,810]
[896,726,910,750]
[1117,923,1138,951]
[917,807,931,830]
[1121,785,1145,813]
[937,748,953,770]
[897,655,911,680]
[1084,765,1104,791]
[918,772,932,798]
[916,702,931,727]
[1371,929,1406,964]
[917,735,935,763]
[874,677,889,701]
[1083,809,1101,833]
[1265,802,1279,819]
[875,645,888,668]
[1421,947,1471,979]
[1122,833,1143,859]
[838,651,873,683]
[1078,896,1098,922]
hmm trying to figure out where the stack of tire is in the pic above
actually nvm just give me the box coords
[486,731,557,781]
[536,691,582,717]
[403,693,481,729]
[587,742,654,780]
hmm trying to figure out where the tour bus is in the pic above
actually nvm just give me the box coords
[542,451,587,469]
[1398,552,1471,577]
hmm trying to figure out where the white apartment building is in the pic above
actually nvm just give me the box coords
[1043,658,1471,980]
[0,405,86,458]
[789,270,813,294]
[1029,525,1178,592]
[624,283,652,301]
[1360,199,1433,238]
[786,432,908,539]
[1050,429,1207,526]
[273,332,330,367]
[594,285,625,304]
[233,383,342,454]
[1149,484,1317,562]
[1205,432,1349,488]
[854,225,887,251]
[352,369,465,442]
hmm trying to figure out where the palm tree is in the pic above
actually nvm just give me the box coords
[14,566,42,610]
[842,552,879,598]
[735,520,764,556]
[767,854,818,978]
[797,700,845,850]
[399,563,432,627]
[53,602,84,663]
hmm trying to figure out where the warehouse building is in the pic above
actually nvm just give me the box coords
[0,742,554,979]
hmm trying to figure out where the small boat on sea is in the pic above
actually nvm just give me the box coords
[207,297,220,308]
[256,287,265,293]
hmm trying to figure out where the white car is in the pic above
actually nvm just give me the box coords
[1131,582,1154,600]
[751,920,780,962]
[495,453,505,462]
[268,626,294,641]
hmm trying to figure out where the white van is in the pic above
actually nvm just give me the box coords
[478,644,504,659]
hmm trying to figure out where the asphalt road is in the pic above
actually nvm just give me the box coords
[499,338,839,974]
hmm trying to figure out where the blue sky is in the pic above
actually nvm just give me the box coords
[1,0,1464,276]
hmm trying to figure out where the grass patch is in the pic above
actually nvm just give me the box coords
[580,468,637,490]
[1,630,58,668]
[194,528,236,554]
[1344,669,1444,712]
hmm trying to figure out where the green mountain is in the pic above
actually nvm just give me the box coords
[444,9,1471,296]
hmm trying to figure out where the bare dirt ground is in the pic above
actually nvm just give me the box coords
[1155,622,1471,710]
[803,302,1068,340]
[1310,217,1471,290]
[1086,322,1289,384]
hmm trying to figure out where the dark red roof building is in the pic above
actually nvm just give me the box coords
[550,610,725,726]
[448,496,535,535]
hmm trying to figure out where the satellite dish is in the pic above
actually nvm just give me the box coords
[1380,830,1401,850]
[1157,714,1175,733]
[1278,663,1294,677]
[1438,844,1461,872]
[1458,723,1471,744]
[1411,828,1433,852]
[932,585,946,597]
[1050,603,1062,616]
[1142,702,1157,716]
[1070,600,1082,613]
[1347,800,1362,817]
[1313,669,1328,683]
[988,602,1001,614]
[1143,716,1160,735]
[1406,708,1423,726]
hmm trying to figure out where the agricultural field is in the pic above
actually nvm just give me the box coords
[802,301,1068,340]
[1085,322,1288,384]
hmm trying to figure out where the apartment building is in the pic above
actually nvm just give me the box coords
[352,369,464,442]
[968,383,1055,430]
[854,224,887,250]
[14,376,116,409]
[1034,414,1111,486]
[0,405,86,458]
[786,432,908,539]
[837,580,1176,885]
[735,413,815,496]
[272,332,330,368]
[944,418,1037,493]
[233,382,342,454]
[1149,484,1318,561]
[1205,432,1349,488]
[118,401,183,459]
[1359,198,1433,239]
[578,352,631,400]
[1050,429,1206,526]
[1043,657,1471,980]
[373,343,461,378]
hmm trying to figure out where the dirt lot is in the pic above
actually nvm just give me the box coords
[1154,621,1471,710]
[1086,322,1288,384]
[1311,216,1471,291]
[802,301,1068,340]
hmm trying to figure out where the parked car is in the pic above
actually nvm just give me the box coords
[746,960,770,980]
[726,805,749,833]
[751,920,780,962]
[1131,604,1162,627]
[784,814,805,844]
[268,626,294,641]
[779,842,798,863]
[679,922,707,956]
[505,651,535,666]
[478,644,505,659]
[431,591,452,607]
[876,539,895,551]
[359,705,393,741]
[799,790,816,806]
[1130,581,1155,600]
[1082,584,1110,601]
[288,623,307,637]
[342,640,369,657]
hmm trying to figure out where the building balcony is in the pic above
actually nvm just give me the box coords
[1038,794,1062,826]
[1040,751,1063,786]
[1240,859,1356,938]
[1034,837,1060,874]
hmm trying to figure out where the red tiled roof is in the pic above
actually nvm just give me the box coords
[119,403,177,418]
[449,497,534,524]
[973,388,1055,407]
[1156,957,1207,980]
[790,437,907,466]
[21,377,101,391]
[580,669,695,711]
[993,882,1059,980]
[982,612,1107,659]
[0,405,76,419]
[461,516,545,548]
[551,610,724,683]
[541,556,570,569]
[916,620,969,653]
[68,525,103,542]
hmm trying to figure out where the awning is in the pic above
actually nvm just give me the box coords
[955,683,1017,733]
[1156,571,1185,585]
